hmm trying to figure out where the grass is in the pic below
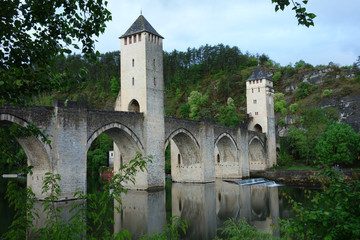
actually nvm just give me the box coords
[270,165,319,171]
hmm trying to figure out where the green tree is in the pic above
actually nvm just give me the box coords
[217,97,242,127]
[1,0,111,106]
[315,122,360,166]
[288,107,333,165]
[274,92,287,115]
[87,133,113,175]
[188,90,209,120]
[272,71,282,86]
[110,77,120,96]
[295,82,315,100]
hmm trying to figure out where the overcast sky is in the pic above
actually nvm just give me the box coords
[94,0,360,67]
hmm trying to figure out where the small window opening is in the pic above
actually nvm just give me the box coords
[133,35,136,43]
[132,59,134,67]
[138,33,141,41]
[258,87,260,92]
[253,99,257,104]
[124,38,127,45]
[217,154,220,163]
[154,77,156,86]
[129,37,132,44]
[252,88,254,93]
[177,154,181,165]
[132,77,134,86]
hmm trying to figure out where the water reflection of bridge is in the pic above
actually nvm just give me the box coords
[115,180,280,239]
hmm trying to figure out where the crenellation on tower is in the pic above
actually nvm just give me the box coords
[115,14,166,189]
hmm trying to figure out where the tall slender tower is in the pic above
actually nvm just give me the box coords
[116,15,165,189]
[246,67,276,167]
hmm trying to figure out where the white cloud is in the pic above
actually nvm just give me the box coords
[94,0,360,66]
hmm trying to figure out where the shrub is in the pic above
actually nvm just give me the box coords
[296,82,314,100]
[277,152,294,166]
[322,89,333,97]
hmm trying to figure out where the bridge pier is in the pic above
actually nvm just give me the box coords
[49,101,88,200]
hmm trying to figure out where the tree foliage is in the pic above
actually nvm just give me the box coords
[288,107,333,165]
[271,0,316,27]
[274,92,287,115]
[0,0,111,106]
[281,168,360,239]
[188,90,209,120]
[3,154,188,239]
[315,122,360,166]
[217,97,242,127]
[87,133,113,175]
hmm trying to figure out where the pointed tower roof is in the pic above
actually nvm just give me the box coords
[121,15,163,39]
[247,67,272,81]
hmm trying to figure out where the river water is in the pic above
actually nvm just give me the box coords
[0,176,310,239]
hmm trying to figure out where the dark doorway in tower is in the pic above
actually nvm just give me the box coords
[128,99,140,112]
[254,124,263,133]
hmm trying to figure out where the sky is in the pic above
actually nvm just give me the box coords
[94,0,360,67]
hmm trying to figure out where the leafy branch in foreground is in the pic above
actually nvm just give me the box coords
[280,167,360,239]
[1,0,111,106]
[271,0,316,27]
[3,153,189,239]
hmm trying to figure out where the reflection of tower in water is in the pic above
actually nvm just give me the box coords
[171,182,217,240]
[113,190,166,239]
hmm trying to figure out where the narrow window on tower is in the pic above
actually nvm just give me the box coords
[255,112,259,115]
[132,77,134,86]
[138,33,141,41]
[256,80,259,84]
[252,88,254,93]
[134,35,136,43]
[129,36,132,44]
[258,87,260,92]
[253,99,257,104]
[124,38,127,45]
[154,77,156,86]
[153,59,155,69]
[132,59,134,67]
[260,79,262,83]
[249,81,251,85]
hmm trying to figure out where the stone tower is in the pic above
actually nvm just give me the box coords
[246,67,276,167]
[115,15,165,189]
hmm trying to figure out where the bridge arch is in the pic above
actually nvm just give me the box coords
[0,113,52,198]
[165,128,200,166]
[87,122,143,152]
[248,136,266,170]
[214,133,239,178]
[87,122,144,168]
[165,128,201,182]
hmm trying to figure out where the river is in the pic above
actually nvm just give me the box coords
[0,176,311,239]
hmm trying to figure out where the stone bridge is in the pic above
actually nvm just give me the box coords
[0,100,269,200]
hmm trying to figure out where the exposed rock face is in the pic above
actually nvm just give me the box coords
[278,67,360,132]
[317,94,360,131]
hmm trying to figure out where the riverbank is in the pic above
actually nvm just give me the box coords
[250,169,360,186]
